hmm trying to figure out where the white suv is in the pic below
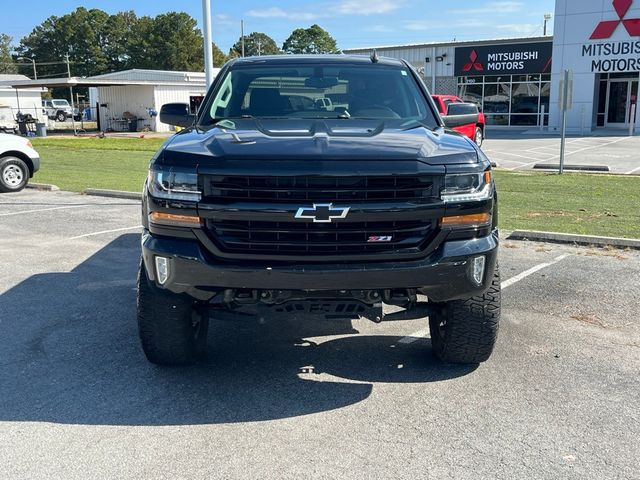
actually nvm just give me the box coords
[0,134,40,192]
[43,99,73,122]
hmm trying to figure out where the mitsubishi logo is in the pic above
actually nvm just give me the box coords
[462,49,484,72]
[591,0,640,39]
[294,203,350,223]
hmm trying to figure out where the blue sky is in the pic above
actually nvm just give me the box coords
[2,0,556,52]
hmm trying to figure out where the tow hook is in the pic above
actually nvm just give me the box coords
[370,302,384,323]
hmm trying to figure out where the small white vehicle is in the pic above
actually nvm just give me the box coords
[0,105,18,134]
[42,99,74,122]
[0,134,40,192]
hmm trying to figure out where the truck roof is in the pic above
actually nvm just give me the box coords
[229,54,407,68]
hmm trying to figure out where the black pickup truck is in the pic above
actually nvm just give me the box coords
[138,54,500,366]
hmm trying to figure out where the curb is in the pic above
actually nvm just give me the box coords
[84,188,142,201]
[533,163,610,172]
[507,230,640,250]
[26,182,60,191]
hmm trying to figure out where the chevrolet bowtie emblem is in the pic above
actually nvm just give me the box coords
[294,203,350,223]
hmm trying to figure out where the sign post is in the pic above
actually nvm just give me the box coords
[558,69,573,174]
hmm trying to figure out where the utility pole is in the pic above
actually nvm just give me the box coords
[543,13,552,36]
[241,20,245,57]
[18,57,37,79]
[202,0,214,88]
[65,54,77,134]
[257,39,262,56]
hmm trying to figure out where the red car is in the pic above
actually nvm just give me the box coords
[432,95,485,147]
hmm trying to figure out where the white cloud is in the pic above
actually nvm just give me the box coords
[405,21,441,31]
[496,23,540,35]
[247,1,402,23]
[334,0,403,15]
[246,7,326,21]
[214,14,234,26]
[449,1,524,15]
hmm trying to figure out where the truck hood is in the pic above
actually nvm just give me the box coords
[161,119,479,166]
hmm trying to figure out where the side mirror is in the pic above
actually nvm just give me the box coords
[159,103,195,128]
[441,102,480,128]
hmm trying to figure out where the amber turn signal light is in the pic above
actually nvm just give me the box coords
[150,212,202,227]
[441,212,491,228]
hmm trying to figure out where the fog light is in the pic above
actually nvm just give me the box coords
[472,256,485,286]
[155,256,169,285]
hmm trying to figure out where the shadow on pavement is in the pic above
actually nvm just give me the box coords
[0,234,475,426]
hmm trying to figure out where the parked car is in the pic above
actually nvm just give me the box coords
[137,55,500,367]
[0,134,40,192]
[42,99,74,122]
[0,105,18,134]
[432,94,486,147]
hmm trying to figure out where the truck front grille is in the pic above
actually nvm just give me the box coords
[206,219,434,256]
[203,175,435,202]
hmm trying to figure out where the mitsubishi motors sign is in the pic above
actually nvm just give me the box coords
[455,42,552,76]
[581,0,640,72]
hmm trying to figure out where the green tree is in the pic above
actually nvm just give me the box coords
[0,33,17,74]
[17,8,112,78]
[103,11,139,72]
[282,25,340,54]
[230,32,280,57]
[128,12,204,71]
[211,42,227,67]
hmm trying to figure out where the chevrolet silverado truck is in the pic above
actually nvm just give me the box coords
[432,95,485,147]
[138,55,500,366]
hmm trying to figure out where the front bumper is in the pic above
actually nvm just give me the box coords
[29,154,40,175]
[141,229,499,302]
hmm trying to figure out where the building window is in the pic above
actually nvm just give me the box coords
[457,75,550,126]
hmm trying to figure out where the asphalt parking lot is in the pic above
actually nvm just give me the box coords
[483,130,640,174]
[1,190,639,480]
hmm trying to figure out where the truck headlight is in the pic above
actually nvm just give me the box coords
[442,170,493,203]
[148,169,201,202]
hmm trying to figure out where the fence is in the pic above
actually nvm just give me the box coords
[5,104,162,136]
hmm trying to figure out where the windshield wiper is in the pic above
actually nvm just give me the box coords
[211,115,253,126]
[400,120,438,132]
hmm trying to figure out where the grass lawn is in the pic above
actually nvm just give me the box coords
[31,137,158,193]
[493,171,640,239]
[30,137,640,239]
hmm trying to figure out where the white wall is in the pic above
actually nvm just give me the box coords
[96,85,155,132]
[154,85,206,133]
[551,0,640,132]
[0,89,44,122]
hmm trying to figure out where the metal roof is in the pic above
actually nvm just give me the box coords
[343,35,553,53]
[0,69,216,90]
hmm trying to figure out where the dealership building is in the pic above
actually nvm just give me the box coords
[344,0,640,133]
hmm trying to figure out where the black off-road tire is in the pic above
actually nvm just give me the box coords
[429,266,501,364]
[56,111,67,122]
[137,260,208,366]
[0,156,29,193]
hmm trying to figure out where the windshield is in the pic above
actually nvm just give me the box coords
[52,100,70,107]
[199,63,437,127]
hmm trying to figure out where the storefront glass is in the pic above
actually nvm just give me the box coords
[458,75,551,126]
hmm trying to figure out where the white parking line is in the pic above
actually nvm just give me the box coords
[0,205,89,217]
[64,225,142,241]
[501,254,571,289]
[398,329,429,344]
[397,253,571,344]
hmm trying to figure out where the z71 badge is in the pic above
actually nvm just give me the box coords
[367,236,393,243]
